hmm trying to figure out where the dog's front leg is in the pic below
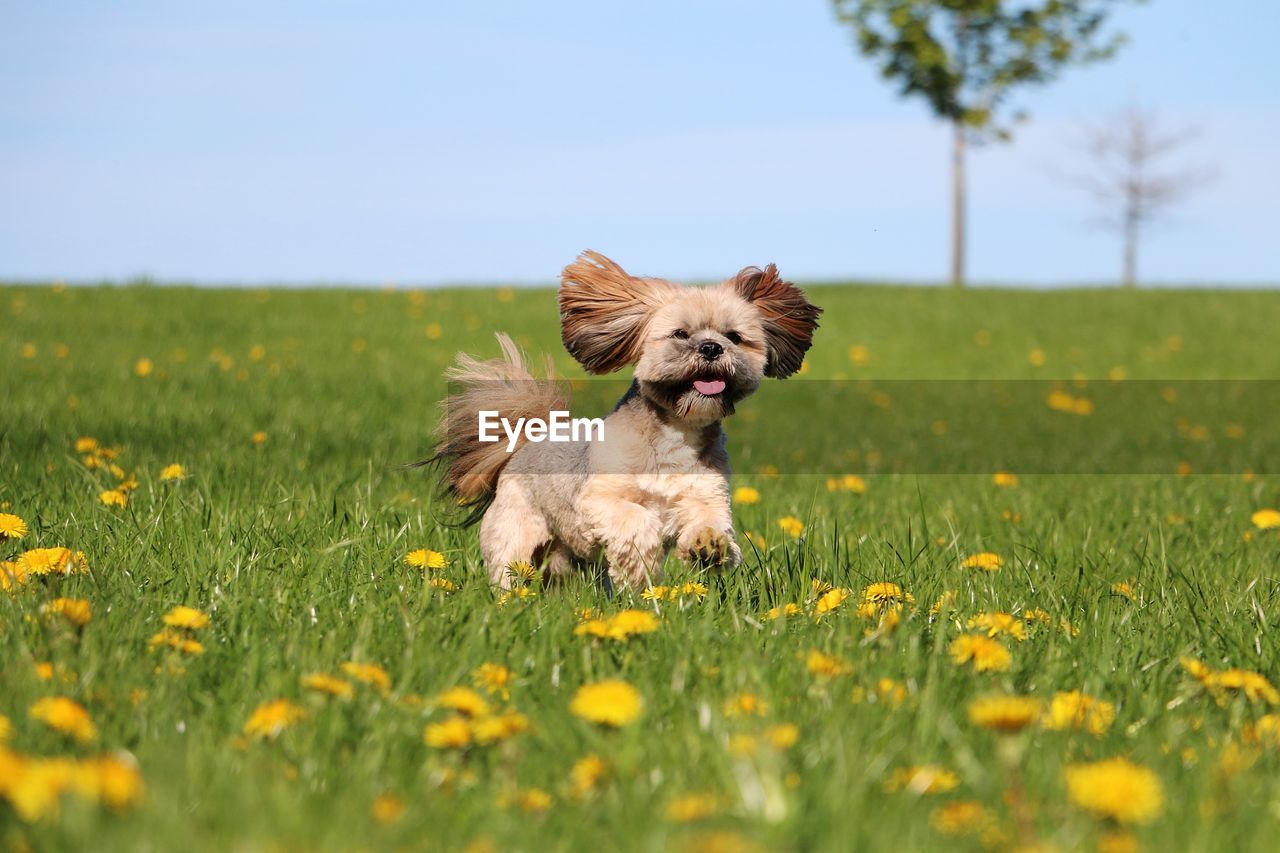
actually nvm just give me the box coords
[586,498,664,590]
[674,481,742,570]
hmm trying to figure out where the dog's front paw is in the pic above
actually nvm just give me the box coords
[681,527,740,570]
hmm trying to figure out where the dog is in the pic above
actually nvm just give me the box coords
[430,250,821,590]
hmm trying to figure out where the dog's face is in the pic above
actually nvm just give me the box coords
[559,251,821,425]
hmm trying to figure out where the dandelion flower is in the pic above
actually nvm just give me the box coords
[568,754,609,799]
[81,753,146,810]
[929,590,958,616]
[967,696,1042,732]
[992,472,1020,488]
[723,692,767,718]
[162,606,210,630]
[133,358,153,376]
[949,634,1012,673]
[1111,579,1138,602]
[405,549,448,571]
[19,548,89,576]
[424,715,473,749]
[1044,691,1116,735]
[98,489,128,508]
[302,673,354,699]
[599,609,659,640]
[158,464,186,481]
[250,431,268,445]
[0,513,27,540]
[765,603,802,620]
[472,710,529,744]
[42,598,92,628]
[429,577,458,592]
[967,612,1028,641]
[506,560,539,585]
[733,486,760,504]
[243,699,306,739]
[29,697,97,743]
[1064,758,1164,825]
[570,680,643,727]
[666,793,719,823]
[813,587,852,618]
[777,516,804,538]
[148,629,205,655]
[806,649,853,678]
[433,687,490,718]
[473,662,514,698]
[962,552,1003,572]
[75,437,100,453]
[1243,714,1280,748]
[884,765,960,795]
[930,801,990,836]
[515,787,552,814]
[1251,509,1280,530]
[340,662,392,693]
[371,793,405,824]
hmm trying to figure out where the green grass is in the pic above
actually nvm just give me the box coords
[2,282,1279,851]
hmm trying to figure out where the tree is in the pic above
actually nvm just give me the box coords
[832,0,1133,286]
[1054,106,1214,286]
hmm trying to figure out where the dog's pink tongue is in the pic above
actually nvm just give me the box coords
[693,379,726,395]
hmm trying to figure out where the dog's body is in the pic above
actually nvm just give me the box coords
[432,251,820,589]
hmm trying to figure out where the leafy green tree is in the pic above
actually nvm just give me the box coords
[832,0,1133,285]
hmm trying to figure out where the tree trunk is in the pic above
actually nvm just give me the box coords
[1121,210,1138,287]
[950,121,967,287]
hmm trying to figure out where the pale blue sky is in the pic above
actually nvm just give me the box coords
[2,0,1277,286]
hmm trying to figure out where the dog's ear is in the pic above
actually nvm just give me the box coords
[731,264,821,378]
[559,250,675,374]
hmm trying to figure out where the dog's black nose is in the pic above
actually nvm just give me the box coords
[698,341,724,360]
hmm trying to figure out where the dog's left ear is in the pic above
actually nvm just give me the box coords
[731,265,821,378]
[559,250,676,374]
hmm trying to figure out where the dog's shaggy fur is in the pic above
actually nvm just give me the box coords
[432,251,821,589]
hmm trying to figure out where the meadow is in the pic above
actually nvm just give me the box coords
[3,281,1280,852]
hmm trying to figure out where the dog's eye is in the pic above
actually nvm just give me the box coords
[671,329,690,340]
[725,331,742,345]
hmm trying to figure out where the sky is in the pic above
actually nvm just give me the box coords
[2,0,1277,287]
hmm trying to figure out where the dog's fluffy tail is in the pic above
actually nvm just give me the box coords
[427,333,567,523]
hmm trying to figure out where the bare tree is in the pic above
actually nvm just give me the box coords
[1057,107,1214,286]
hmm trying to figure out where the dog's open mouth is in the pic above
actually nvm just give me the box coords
[692,377,727,396]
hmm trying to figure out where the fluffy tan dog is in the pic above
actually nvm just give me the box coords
[431,251,821,589]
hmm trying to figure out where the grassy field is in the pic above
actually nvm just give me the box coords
[3,281,1280,852]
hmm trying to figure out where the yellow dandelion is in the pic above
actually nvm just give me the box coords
[861,581,912,605]
[1044,690,1116,735]
[733,486,760,504]
[765,602,802,620]
[42,598,92,628]
[949,634,1012,673]
[506,560,539,585]
[967,612,1028,641]
[1242,714,1280,748]
[0,559,26,592]
[777,516,804,538]
[930,800,990,836]
[723,691,767,717]
[158,464,186,481]
[1212,668,1280,704]
[243,699,306,739]
[371,792,405,824]
[666,793,719,823]
[405,548,448,571]
[433,686,490,718]
[473,662,514,699]
[98,489,128,508]
[79,752,146,810]
[250,431,268,445]
[29,697,97,743]
[884,765,960,795]
[471,710,529,744]
[813,587,852,618]
[429,577,458,592]
[302,673,354,699]
[19,547,89,577]
[1064,758,1164,825]
[515,787,552,814]
[1251,509,1280,530]
[604,609,660,640]
[162,605,210,630]
[967,695,1042,732]
[570,680,643,727]
[424,715,473,748]
[568,754,609,799]
[961,552,1003,572]
[148,629,205,655]
[1111,578,1138,601]
[992,471,1020,488]
[75,436,99,453]
[133,357,153,376]
[929,590,958,616]
[806,649,853,678]
[340,661,392,693]
[0,513,28,540]
[764,723,800,749]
